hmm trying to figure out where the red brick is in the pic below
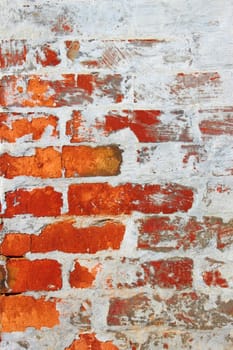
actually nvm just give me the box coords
[68,183,194,215]
[31,221,125,254]
[62,145,122,177]
[3,186,62,217]
[69,261,99,288]
[137,216,216,252]
[36,44,61,67]
[66,109,192,143]
[142,258,193,289]
[66,110,89,143]
[0,113,58,142]
[0,147,61,179]
[51,15,73,33]
[0,233,30,256]
[217,220,233,250]
[0,295,59,332]
[0,74,124,107]
[65,333,119,350]
[202,270,228,288]
[165,292,233,330]
[104,110,192,142]
[107,293,153,326]
[199,119,233,136]
[6,258,62,292]
[108,292,233,330]
[0,40,27,69]
[0,221,125,256]
[171,72,220,92]
[199,107,233,136]
[80,39,165,69]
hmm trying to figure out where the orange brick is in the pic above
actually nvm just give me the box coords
[0,74,124,107]
[65,333,119,350]
[68,183,194,215]
[62,145,122,177]
[0,147,61,179]
[6,258,62,292]
[0,233,30,256]
[3,186,62,217]
[31,221,125,254]
[0,113,58,142]
[69,261,99,288]
[0,295,59,332]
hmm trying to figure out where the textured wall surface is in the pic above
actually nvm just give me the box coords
[0,1,233,349]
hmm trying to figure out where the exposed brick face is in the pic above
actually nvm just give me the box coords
[65,333,119,350]
[0,296,59,332]
[69,261,98,288]
[5,259,62,292]
[0,233,31,256]
[142,258,193,290]
[0,2,232,349]
[68,183,194,215]
[0,146,122,179]
[0,147,62,179]
[3,187,62,217]
[0,74,125,107]
[0,113,58,142]
[62,145,122,177]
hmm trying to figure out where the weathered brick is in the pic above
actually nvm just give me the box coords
[142,258,193,290]
[65,41,80,61]
[137,216,218,252]
[68,183,194,215]
[134,71,226,106]
[0,112,58,143]
[202,270,228,288]
[3,186,62,217]
[0,74,125,107]
[77,39,164,70]
[0,295,59,332]
[107,293,154,326]
[103,110,192,142]
[65,333,119,350]
[171,72,220,92]
[69,261,99,288]
[69,299,92,330]
[5,258,62,292]
[0,147,61,179]
[217,219,233,250]
[0,40,27,69]
[0,264,7,292]
[164,292,233,330]
[66,109,192,143]
[62,145,122,177]
[107,292,233,331]
[199,107,233,136]
[35,43,61,67]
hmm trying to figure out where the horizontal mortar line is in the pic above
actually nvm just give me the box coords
[1,67,232,76]
[2,103,233,112]
[0,175,218,186]
[0,140,199,149]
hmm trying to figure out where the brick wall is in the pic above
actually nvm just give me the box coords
[0,1,233,349]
